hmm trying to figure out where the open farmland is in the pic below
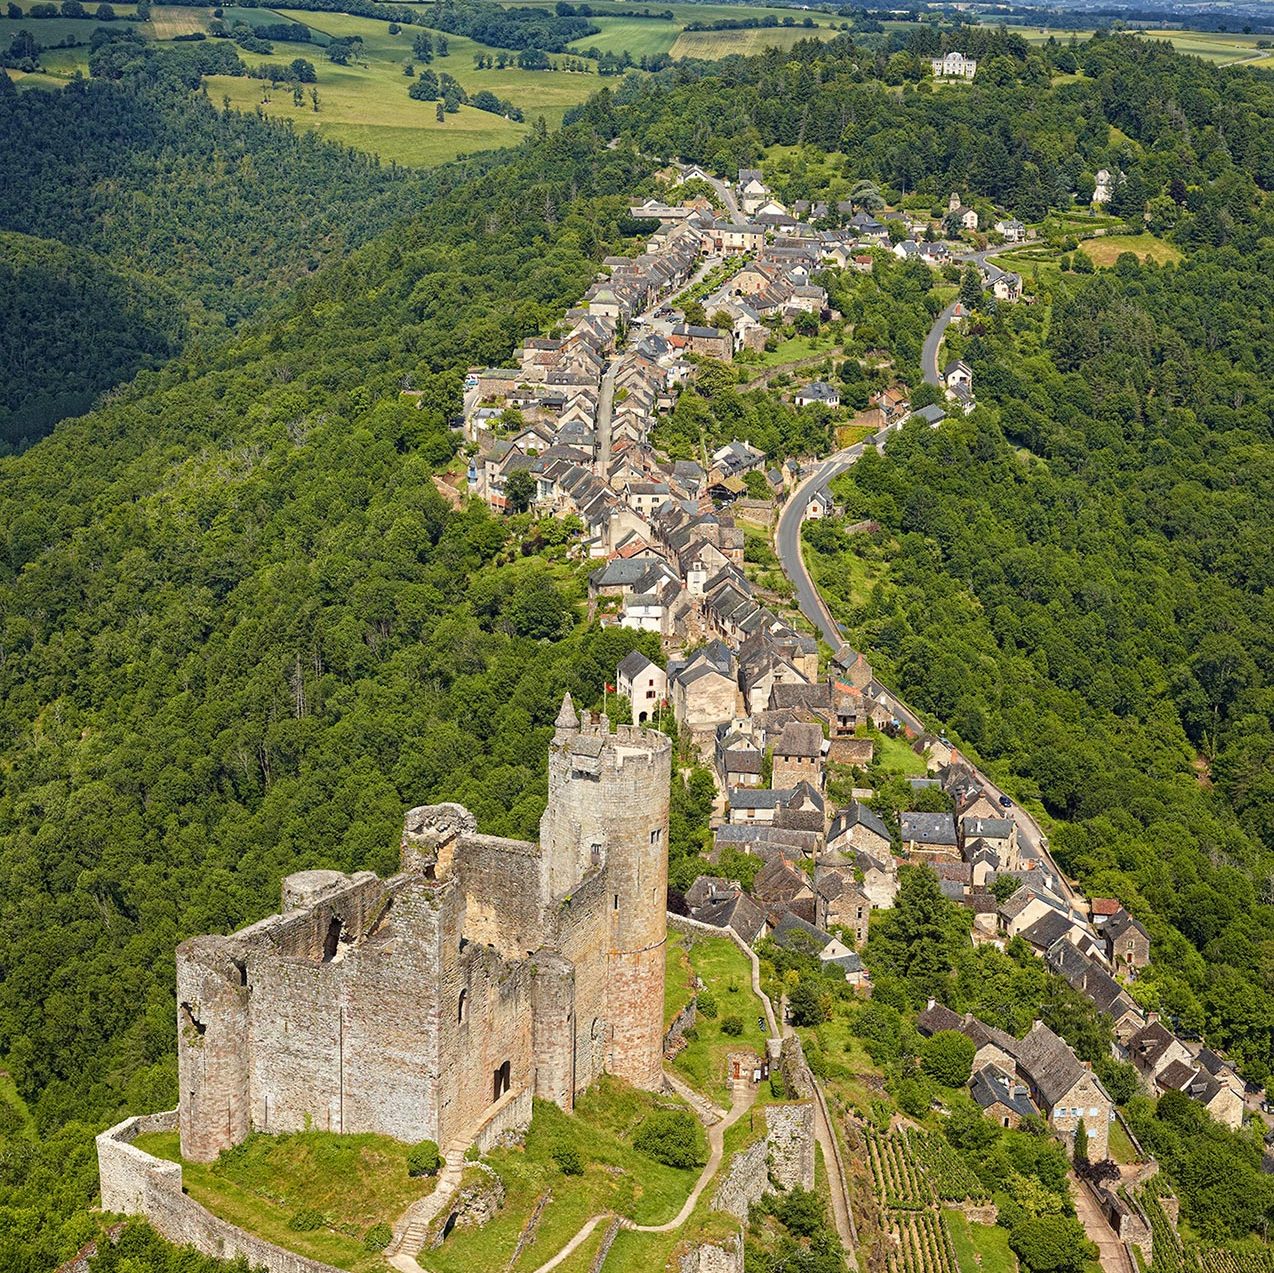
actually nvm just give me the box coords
[671,23,833,58]
[1008,23,1274,65]
[567,16,679,58]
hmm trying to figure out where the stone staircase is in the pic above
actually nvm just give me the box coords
[387,1139,470,1263]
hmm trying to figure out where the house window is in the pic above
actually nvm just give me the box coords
[650,829,662,847]
[458,990,468,1024]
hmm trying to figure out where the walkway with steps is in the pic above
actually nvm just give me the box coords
[386,1138,471,1273]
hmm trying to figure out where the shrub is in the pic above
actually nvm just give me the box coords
[696,990,717,1019]
[922,1030,976,1087]
[289,1208,325,1231]
[552,1143,584,1175]
[634,1108,706,1169]
[721,1014,744,1036]
[408,1139,441,1177]
[363,1222,393,1251]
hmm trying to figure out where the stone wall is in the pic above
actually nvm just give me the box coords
[765,1103,815,1191]
[712,1138,769,1222]
[678,1232,744,1273]
[97,1113,345,1273]
[712,1103,817,1221]
[663,996,698,1056]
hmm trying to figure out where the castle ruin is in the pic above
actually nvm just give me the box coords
[176,695,671,1163]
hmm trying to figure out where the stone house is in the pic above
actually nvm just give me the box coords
[826,802,892,858]
[715,722,764,789]
[900,811,959,859]
[854,848,899,910]
[931,51,976,78]
[814,866,871,946]
[771,721,824,793]
[795,381,840,409]
[727,786,791,825]
[685,876,767,945]
[753,857,817,925]
[1012,1021,1112,1160]
[770,912,854,967]
[1104,908,1150,970]
[617,650,667,724]
[913,732,956,771]
[669,641,742,738]
[994,218,1025,242]
[971,1064,1039,1128]
[961,815,1019,869]
[1126,1019,1193,1088]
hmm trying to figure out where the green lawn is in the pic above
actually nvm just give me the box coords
[1083,233,1183,268]
[946,1207,1019,1273]
[1107,1116,1138,1165]
[134,1128,439,1272]
[742,333,841,371]
[423,1081,703,1273]
[670,24,833,58]
[567,15,679,58]
[672,933,769,1105]
[873,729,927,778]
[665,930,697,1028]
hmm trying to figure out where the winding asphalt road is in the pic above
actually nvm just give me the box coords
[772,282,1078,900]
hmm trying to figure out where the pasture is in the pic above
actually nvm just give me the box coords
[1082,232,1183,267]
[1008,23,1274,65]
[567,16,679,58]
[670,23,833,58]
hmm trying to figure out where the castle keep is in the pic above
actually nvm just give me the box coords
[177,695,671,1163]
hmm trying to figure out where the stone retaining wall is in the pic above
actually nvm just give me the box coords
[96,1112,346,1273]
[664,996,698,1056]
[678,1231,744,1272]
[712,1103,816,1222]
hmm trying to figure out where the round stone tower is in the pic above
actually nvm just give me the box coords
[540,695,671,1091]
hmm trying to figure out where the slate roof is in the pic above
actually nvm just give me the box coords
[729,787,792,811]
[1013,1022,1094,1107]
[971,1065,1038,1120]
[771,911,836,954]
[775,721,823,759]
[964,816,1014,840]
[1020,910,1077,952]
[916,1002,964,1036]
[914,404,947,425]
[1105,908,1149,943]
[1127,1021,1180,1071]
[798,381,840,402]
[693,889,767,944]
[617,649,657,680]
[901,812,957,846]
[829,802,892,846]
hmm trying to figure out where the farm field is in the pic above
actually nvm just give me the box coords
[1006,23,1274,65]
[0,3,200,45]
[1082,232,1183,267]
[670,23,834,58]
[274,9,604,128]
[568,15,679,57]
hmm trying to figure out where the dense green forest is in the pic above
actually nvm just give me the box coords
[0,45,427,445]
[812,247,1274,1080]
[0,230,186,447]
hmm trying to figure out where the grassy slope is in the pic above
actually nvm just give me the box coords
[946,1207,1019,1273]
[670,24,834,59]
[568,15,679,58]
[422,1081,702,1273]
[672,933,769,1106]
[1083,232,1183,266]
[135,1128,439,1272]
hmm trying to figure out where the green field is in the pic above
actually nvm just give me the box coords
[1081,232,1183,267]
[567,15,679,57]
[1007,23,1274,65]
[670,23,833,58]
[945,1208,1019,1273]
[135,1127,439,1272]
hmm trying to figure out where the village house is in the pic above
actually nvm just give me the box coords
[770,720,824,792]
[971,1065,1039,1128]
[684,876,767,944]
[1012,1021,1113,1160]
[942,360,973,394]
[826,802,892,859]
[814,867,872,946]
[770,912,859,975]
[727,786,793,826]
[715,721,765,789]
[994,218,1026,242]
[795,381,841,409]
[961,815,1019,869]
[669,640,742,737]
[1104,908,1151,971]
[1093,169,1115,204]
[753,856,817,925]
[737,168,772,215]
[616,650,667,724]
[900,811,959,860]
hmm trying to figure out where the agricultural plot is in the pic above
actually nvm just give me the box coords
[670,24,833,59]
[865,1126,932,1210]
[1007,23,1274,65]
[146,5,208,38]
[567,15,679,58]
[910,1132,989,1203]
[889,1209,960,1273]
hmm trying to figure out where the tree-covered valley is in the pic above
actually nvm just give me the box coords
[0,16,1272,1272]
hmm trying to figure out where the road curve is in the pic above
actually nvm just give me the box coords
[772,313,1071,892]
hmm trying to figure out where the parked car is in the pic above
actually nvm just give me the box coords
[998,794,1013,808]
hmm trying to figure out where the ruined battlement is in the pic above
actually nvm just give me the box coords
[172,696,670,1163]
